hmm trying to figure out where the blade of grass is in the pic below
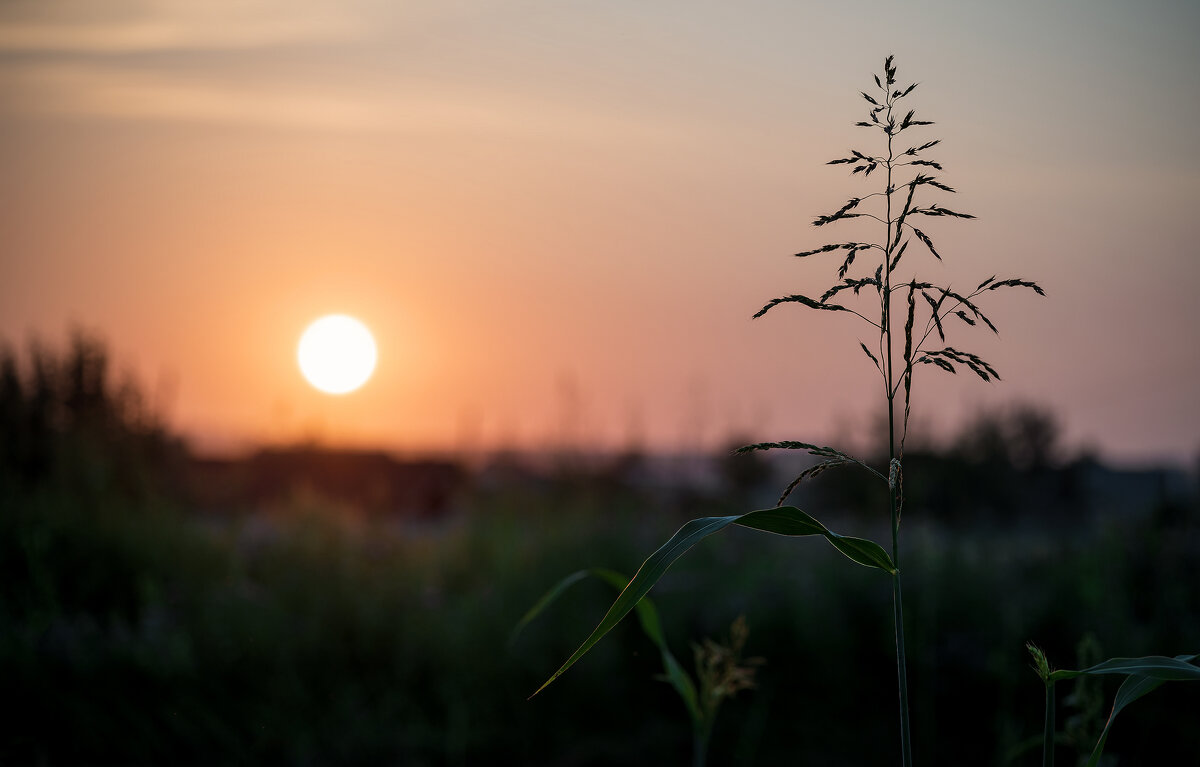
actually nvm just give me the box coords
[1044,678,1055,767]
[531,506,895,697]
[1048,655,1200,683]
[1083,653,1199,767]
[513,567,702,725]
[591,569,702,728]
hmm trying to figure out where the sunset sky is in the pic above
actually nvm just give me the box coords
[1,0,1197,464]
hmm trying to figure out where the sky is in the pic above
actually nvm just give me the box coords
[1,0,1198,464]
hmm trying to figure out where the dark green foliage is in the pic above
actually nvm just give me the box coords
[2,409,1198,766]
[1028,645,1200,767]
[0,331,184,501]
[6,481,1199,765]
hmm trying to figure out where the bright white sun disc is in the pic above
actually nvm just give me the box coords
[297,315,377,394]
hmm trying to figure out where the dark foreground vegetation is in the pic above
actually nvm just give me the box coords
[2,335,1198,765]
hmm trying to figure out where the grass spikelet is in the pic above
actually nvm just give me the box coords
[922,292,945,341]
[794,242,867,258]
[775,458,852,506]
[910,227,941,260]
[838,248,859,279]
[753,294,848,319]
[814,198,863,226]
[986,278,1046,296]
[860,341,882,373]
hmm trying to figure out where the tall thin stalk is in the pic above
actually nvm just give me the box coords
[881,76,913,767]
[532,56,1196,759]
[1028,642,1055,767]
[530,55,1044,765]
[755,54,1041,765]
[1043,680,1056,767]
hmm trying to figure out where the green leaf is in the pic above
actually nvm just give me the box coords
[1077,654,1198,767]
[530,507,895,697]
[1048,654,1200,683]
[737,506,895,572]
[589,569,660,640]
[591,569,703,727]
[514,567,703,725]
[1025,650,1199,767]
[656,633,702,727]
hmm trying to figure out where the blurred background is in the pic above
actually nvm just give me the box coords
[2,1,1198,764]
[1,332,1196,765]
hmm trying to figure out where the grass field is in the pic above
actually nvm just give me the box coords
[3,461,1197,765]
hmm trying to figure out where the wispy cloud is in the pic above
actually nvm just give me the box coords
[0,0,364,54]
[0,0,736,143]
[0,59,686,145]
[0,0,684,139]
[0,62,385,130]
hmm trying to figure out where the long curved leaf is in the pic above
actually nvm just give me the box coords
[530,506,894,697]
[590,571,664,651]
[514,567,701,723]
[736,506,896,572]
[1084,653,1198,767]
[1048,654,1200,683]
[589,569,702,726]
[658,645,702,728]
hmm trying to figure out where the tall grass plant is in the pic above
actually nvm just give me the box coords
[529,56,1197,764]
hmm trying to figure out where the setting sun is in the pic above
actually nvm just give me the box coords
[297,315,377,395]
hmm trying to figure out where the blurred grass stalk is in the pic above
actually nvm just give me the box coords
[1028,643,1200,766]
[512,569,761,767]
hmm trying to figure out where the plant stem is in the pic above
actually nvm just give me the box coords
[884,83,914,767]
[1042,682,1055,767]
[888,439,912,766]
[891,530,912,766]
[693,726,710,767]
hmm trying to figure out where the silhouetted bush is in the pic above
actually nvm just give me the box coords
[0,330,184,501]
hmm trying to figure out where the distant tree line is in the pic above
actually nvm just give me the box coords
[718,403,1195,529]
